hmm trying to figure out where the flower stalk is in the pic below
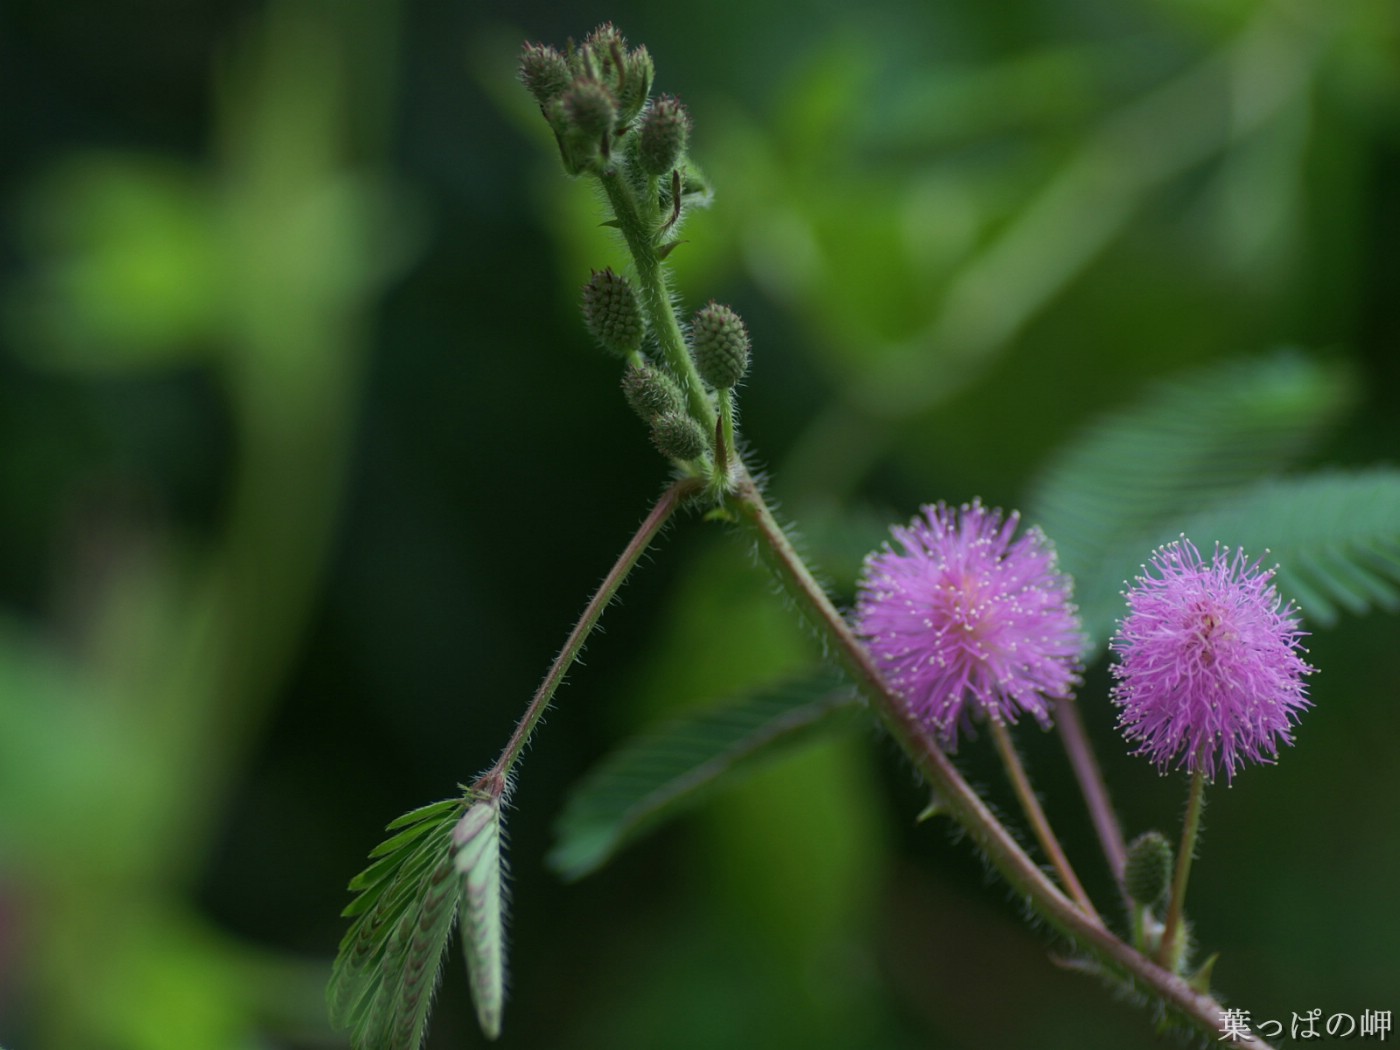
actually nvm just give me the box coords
[1056,695,1129,893]
[1159,767,1207,971]
[989,719,1099,921]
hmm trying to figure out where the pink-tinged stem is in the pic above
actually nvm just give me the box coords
[1056,695,1128,891]
[990,719,1100,922]
[487,476,703,786]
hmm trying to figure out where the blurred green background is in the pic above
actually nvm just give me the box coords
[2,0,1398,1047]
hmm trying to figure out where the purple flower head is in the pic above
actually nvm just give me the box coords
[1110,538,1315,783]
[855,500,1085,748]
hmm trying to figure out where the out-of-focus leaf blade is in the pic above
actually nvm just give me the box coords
[1174,470,1400,629]
[1028,352,1355,592]
[1077,469,1400,642]
[549,671,861,881]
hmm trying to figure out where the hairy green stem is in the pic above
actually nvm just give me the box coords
[598,168,715,433]
[1159,767,1207,971]
[725,463,1270,1048]
[989,719,1099,922]
[485,477,703,788]
[720,390,736,465]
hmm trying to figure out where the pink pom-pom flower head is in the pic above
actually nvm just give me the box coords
[855,500,1085,749]
[1110,538,1315,783]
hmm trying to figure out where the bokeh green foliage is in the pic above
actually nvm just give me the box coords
[2,1,409,1046]
[2,0,1398,1047]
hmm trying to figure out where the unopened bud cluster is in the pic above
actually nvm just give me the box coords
[526,26,748,475]
[520,24,663,176]
[612,297,753,465]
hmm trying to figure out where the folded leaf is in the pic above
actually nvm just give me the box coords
[454,796,507,1040]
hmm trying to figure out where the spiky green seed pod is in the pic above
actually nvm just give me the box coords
[690,301,750,389]
[581,269,644,356]
[519,43,571,108]
[1125,830,1174,909]
[638,96,690,177]
[650,411,708,461]
[621,362,684,420]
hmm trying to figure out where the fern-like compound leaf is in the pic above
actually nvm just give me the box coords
[1172,469,1400,628]
[1072,469,1400,643]
[1028,352,1354,591]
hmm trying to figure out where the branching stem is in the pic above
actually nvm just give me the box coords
[724,463,1270,1049]
[580,100,1260,1048]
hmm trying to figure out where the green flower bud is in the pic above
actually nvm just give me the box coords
[621,362,684,420]
[690,301,750,389]
[1125,830,1174,909]
[579,26,630,105]
[616,45,654,126]
[650,411,708,461]
[581,268,644,356]
[563,79,616,141]
[550,78,617,174]
[519,43,571,108]
[638,95,690,177]
[583,22,628,69]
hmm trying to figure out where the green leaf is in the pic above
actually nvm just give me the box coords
[1172,469,1400,628]
[1027,351,1355,591]
[328,797,466,1050]
[1073,469,1400,643]
[548,671,860,881]
[454,797,507,1040]
[386,797,462,831]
